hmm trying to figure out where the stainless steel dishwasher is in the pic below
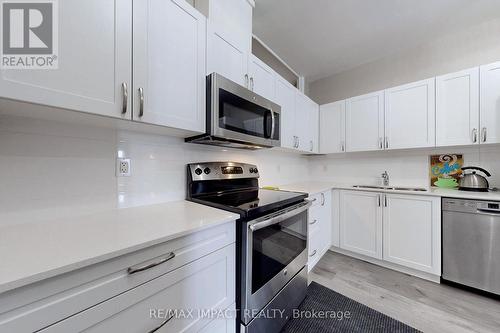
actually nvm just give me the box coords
[442,198,500,295]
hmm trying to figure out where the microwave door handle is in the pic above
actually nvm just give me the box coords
[249,201,312,232]
[270,110,276,139]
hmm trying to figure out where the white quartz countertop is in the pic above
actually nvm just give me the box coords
[0,201,238,294]
[280,181,500,201]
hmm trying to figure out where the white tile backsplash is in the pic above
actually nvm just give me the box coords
[309,146,500,188]
[0,116,309,224]
[2,114,500,226]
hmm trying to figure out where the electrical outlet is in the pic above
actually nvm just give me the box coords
[116,158,131,177]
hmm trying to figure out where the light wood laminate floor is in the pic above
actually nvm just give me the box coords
[310,251,500,333]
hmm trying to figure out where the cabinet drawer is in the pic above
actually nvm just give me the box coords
[308,205,321,233]
[308,228,321,270]
[0,222,235,333]
[40,244,235,333]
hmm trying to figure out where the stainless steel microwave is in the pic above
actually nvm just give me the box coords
[186,73,281,150]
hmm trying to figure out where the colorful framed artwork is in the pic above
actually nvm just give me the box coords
[430,154,463,188]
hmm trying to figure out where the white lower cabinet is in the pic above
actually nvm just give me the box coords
[199,303,236,333]
[383,194,441,275]
[41,244,235,333]
[339,191,383,259]
[0,222,236,333]
[338,190,441,277]
[307,190,332,272]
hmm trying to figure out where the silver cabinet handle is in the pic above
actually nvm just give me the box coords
[138,87,145,117]
[244,74,249,88]
[482,127,487,142]
[121,82,128,115]
[295,136,299,148]
[341,141,345,152]
[250,77,254,91]
[472,128,478,143]
[127,252,175,275]
[321,193,325,206]
[384,195,388,207]
[309,219,317,225]
[385,137,389,149]
[378,137,383,149]
[377,194,381,207]
[309,198,317,203]
[310,140,313,152]
[309,250,317,257]
[297,137,300,149]
[148,313,174,333]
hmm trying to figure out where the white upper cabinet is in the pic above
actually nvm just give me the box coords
[384,78,436,149]
[339,190,383,260]
[319,100,346,154]
[248,54,276,102]
[276,77,297,149]
[345,91,385,152]
[480,61,500,144]
[295,91,319,153]
[309,101,320,154]
[199,0,253,87]
[383,194,441,275]
[436,68,480,146]
[0,0,132,119]
[295,92,310,151]
[133,0,206,132]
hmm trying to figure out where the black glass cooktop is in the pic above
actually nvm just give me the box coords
[192,188,307,219]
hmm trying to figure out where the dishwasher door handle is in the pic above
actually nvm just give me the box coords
[477,208,500,215]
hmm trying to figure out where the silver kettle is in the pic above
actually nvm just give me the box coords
[458,166,491,192]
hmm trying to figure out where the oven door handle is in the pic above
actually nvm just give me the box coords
[248,201,312,232]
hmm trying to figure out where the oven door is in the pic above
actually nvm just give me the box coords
[241,200,311,324]
[209,73,280,147]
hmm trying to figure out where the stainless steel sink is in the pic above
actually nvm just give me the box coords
[352,185,427,192]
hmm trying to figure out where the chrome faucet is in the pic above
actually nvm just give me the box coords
[382,171,389,186]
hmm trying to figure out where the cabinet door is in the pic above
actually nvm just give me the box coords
[207,27,248,87]
[480,61,500,144]
[309,101,320,153]
[331,190,340,248]
[0,0,132,119]
[275,76,297,149]
[320,100,346,154]
[339,191,383,259]
[436,68,480,146]
[383,194,441,275]
[41,245,235,333]
[248,55,276,101]
[199,303,236,333]
[133,0,206,132]
[295,91,311,152]
[345,91,384,152]
[385,78,436,149]
[319,191,332,253]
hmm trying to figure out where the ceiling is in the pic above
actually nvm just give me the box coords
[253,0,500,82]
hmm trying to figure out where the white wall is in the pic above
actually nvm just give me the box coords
[309,17,500,104]
[309,146,500,189]
[0,115,309,225]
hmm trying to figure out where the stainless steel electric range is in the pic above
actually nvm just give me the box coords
[186,162,310,333]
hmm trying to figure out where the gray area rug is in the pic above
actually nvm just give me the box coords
[281,282,421,333]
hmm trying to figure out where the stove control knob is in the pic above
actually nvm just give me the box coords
[194,168,203,176]
[249,168,254,173]
[254,168,258,174]
[203,167,211,175]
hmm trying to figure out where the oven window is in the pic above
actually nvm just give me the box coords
[251,210,307,293]
[218,89,274,139]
